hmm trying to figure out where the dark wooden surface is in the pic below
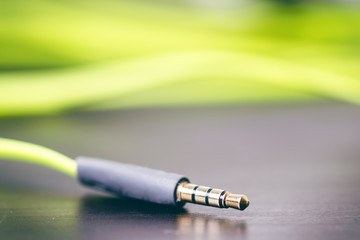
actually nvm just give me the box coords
[0,102,359,239]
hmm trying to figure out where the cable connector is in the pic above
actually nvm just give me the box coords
[77,156,249,211]
[176,182,249,210]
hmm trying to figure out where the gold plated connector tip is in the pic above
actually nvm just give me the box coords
[240,195,250,210]
[176,182,249,211]
[225,194,249,210]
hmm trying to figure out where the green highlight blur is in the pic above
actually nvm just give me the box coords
[0,0,359,117]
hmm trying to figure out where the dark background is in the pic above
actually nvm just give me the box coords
[0,102,359,239]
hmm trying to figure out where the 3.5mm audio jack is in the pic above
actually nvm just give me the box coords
[77,156,250,211]
[176,182,249,211]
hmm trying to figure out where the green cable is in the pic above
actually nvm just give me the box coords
[0,2,359,116]
[0,138,76,177]
[1,51,360,117]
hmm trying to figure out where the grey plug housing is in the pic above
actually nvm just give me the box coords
[76,156,189,206]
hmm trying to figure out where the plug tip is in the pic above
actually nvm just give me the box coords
[225,194,249,211]
[239,195,249,210]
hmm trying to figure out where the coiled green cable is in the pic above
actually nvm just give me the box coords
[0,138,76,177]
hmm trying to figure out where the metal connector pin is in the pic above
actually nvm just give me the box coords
[176,182,249,210]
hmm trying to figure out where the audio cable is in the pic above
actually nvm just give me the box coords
[0,137,249,211]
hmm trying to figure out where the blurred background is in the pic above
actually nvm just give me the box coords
[1,0,360,239]
[1,0,359,116]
